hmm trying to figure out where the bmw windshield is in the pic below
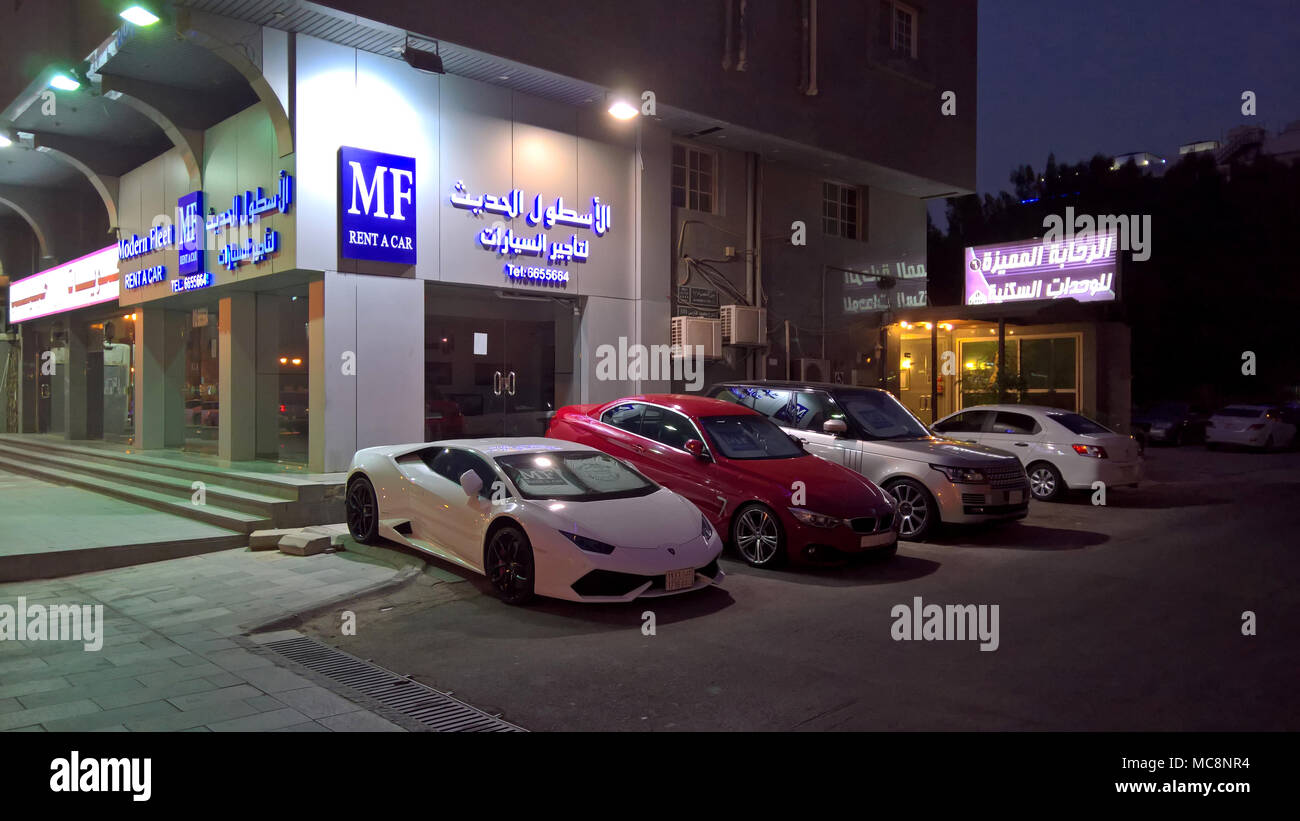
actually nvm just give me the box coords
[699,415,805,460]
[494,451,657,501]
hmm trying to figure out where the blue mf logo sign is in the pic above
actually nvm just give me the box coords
[339,146,416,264]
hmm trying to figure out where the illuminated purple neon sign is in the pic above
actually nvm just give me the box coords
[963,233,1118,306]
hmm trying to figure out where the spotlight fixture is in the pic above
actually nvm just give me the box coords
[607,99,638,120]
[402,36,445,75]
[119,5,161,26]
[49,72,81,92]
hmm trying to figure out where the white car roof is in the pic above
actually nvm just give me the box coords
[947,404,1062,417]
[434,437,599,458]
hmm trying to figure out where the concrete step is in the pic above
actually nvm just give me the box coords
[0,441,291,522]
[0,435,346,527]
[0,452,271,535]
[0,435,322,501]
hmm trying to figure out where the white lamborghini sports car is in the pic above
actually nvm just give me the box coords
[344,438,725,605]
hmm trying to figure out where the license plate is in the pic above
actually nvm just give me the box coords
[665,568,696,591]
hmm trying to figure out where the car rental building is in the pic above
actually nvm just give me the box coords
[1,0,977,471]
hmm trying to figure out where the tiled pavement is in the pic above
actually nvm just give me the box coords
[0,548,411,732]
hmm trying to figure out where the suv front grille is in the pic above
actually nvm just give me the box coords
[987,466,1028,489]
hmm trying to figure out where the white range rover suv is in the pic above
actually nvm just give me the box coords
[708,381,1030,540]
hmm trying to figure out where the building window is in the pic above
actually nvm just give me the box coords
[891,1,918,59]
[822,181,864,240]
[672,144,717,213]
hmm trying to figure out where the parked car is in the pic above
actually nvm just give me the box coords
[707,381,1029,540]
[546,394,899,567]
[1205,405,1298,451]
[932,404,1143,502]
[345,438,724,604]
[1131,401,1210,446]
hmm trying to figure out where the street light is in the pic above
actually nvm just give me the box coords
[119,5,160,26]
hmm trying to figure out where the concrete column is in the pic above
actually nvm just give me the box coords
[17,323,38,432]
[308,278,326,473]
[219,293,257,462]
[62,319,88,440]
[134,307,186,449]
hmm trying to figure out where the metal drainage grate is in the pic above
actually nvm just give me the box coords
[263,636,524,732]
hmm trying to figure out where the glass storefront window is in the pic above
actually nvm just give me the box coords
[181,304,220,455]
[256,288,310,464]
[88,312,136,442]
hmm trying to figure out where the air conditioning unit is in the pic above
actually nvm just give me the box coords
[793,358,831,382]
[720,305,766,346]
[671,316,722,359]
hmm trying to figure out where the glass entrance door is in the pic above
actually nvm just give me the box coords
[425,311,557,441]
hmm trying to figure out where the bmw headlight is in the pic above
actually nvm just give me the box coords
[930,464,988,484]
[562,531,616,554]
[788,507,842,529]
[701,515,714,541]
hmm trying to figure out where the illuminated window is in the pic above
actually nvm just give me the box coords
[891,1,918,59]
[672,144,717,213]
[822,181,865,240]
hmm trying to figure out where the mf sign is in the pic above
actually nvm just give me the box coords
[338,146,416,264]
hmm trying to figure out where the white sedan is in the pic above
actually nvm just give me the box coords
[931,405,1143,501]
[1205,405,1297,450]
[344,438,724,604]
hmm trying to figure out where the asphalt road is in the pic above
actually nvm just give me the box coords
[299,445,1300,730]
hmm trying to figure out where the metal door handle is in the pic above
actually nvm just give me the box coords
[1014,442,1029,447]
[493,371,502,396]
[507,371,517,396]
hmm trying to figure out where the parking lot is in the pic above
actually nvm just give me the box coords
[299,444,1300,730]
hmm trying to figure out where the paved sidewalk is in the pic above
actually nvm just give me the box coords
[0,548,411,732]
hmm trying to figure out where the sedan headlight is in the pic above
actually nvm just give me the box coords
[562,531,616,554]
[788,507,842,529]
[929,464,988,484]
[700,515,714,541]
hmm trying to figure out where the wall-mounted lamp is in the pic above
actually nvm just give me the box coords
[607,99,639,120]
[402,36,445,75]
[119,5,161,26]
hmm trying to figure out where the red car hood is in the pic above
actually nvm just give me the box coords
[718,453,892,516]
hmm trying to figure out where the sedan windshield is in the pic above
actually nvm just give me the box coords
[836,390,931,440]
[495,452,657,501]
[700,415,805,460]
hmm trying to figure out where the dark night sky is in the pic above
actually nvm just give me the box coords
[973,0,1300,196]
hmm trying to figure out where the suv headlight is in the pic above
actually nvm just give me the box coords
[700,515,714,541]
[788,507,842,528]
[562,531,616,554]
[929,464,988,484]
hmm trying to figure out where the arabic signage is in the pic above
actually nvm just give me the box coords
[8,245,120,323]
[450,180,613,286]
[339,147,416,265]
[208,170,292,271]
[964,233,1117,306]
[840,261,929,315]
